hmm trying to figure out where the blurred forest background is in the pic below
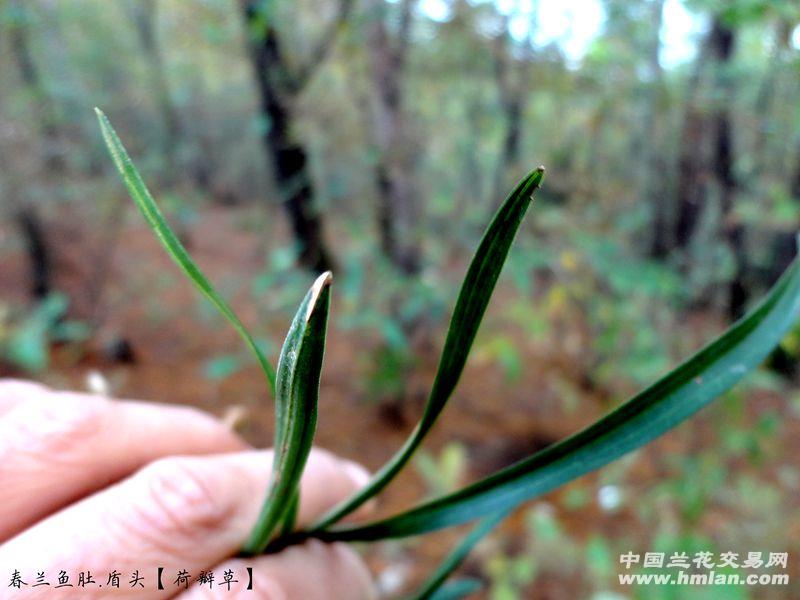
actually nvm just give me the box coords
[2,0,800,598]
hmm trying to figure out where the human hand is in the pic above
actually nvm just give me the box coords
[0,380,375,599]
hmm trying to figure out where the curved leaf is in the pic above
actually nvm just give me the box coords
[313,246,800,541]
[243,272,332,554]
[311,167,545,530]
[95,108,276,394]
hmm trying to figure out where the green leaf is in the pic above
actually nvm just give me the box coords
[5,294,69,372]
[242,272,332,554]
[428,579,482,600]
[311,167,545,529]
[95,108,276,395]
[407,510,507,600]
[313,243,800,541]
[279,490,301,537]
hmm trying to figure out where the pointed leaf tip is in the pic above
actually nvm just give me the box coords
[244,274,330,554]
[309,166,544,530]
[316,246,800,541]
[94,110,277,394]
[305,271,333,322]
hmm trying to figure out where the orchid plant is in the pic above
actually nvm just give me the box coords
[96,108,800,599]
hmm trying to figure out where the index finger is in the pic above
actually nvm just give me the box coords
[0,386,247,541]
[0,449,372,599]
[0,380,50,416]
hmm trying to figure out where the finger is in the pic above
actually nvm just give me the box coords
[0,449,371,599]
[174,541,375,600]
[294,452,371,527]
[0,379,50,416]
[0,390,246,540]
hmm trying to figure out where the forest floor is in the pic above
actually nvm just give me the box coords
[1,203,799,599]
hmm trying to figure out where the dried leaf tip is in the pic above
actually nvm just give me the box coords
[529,166,546,197]
[305,271,333,322]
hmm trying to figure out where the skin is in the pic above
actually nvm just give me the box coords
[0,379,376,599]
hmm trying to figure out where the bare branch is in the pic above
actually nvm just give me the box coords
[239,0,297,98]
[291,0,355,93]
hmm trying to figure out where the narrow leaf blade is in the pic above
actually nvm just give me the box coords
[428,579,482,600]
[279,491,301,537]
[243,271,332,554]
[407,509,508,600]
[312,167,545,529]
[95,108,276,394]
[316,245,800,540]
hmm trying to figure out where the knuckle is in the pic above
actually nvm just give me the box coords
[5,396,109,465]
[129,457,233,550]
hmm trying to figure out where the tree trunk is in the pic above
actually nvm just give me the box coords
[707,18,744,318]
[8,0,56,300]
[15,207,52,301]
[128,0,183,183]
[765,21,798,287]
[768,130,800,287]
[186,75,217,194]
[673,14,744,317]
[241,0,335,273]
[366,0,421,275]
[750,21,793,180]
[9,0,64,172]
[491,18,529,205]
[673,14,730,253]
[674,54,710,251]
[640,0,671,259]
[493,94,523,202]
